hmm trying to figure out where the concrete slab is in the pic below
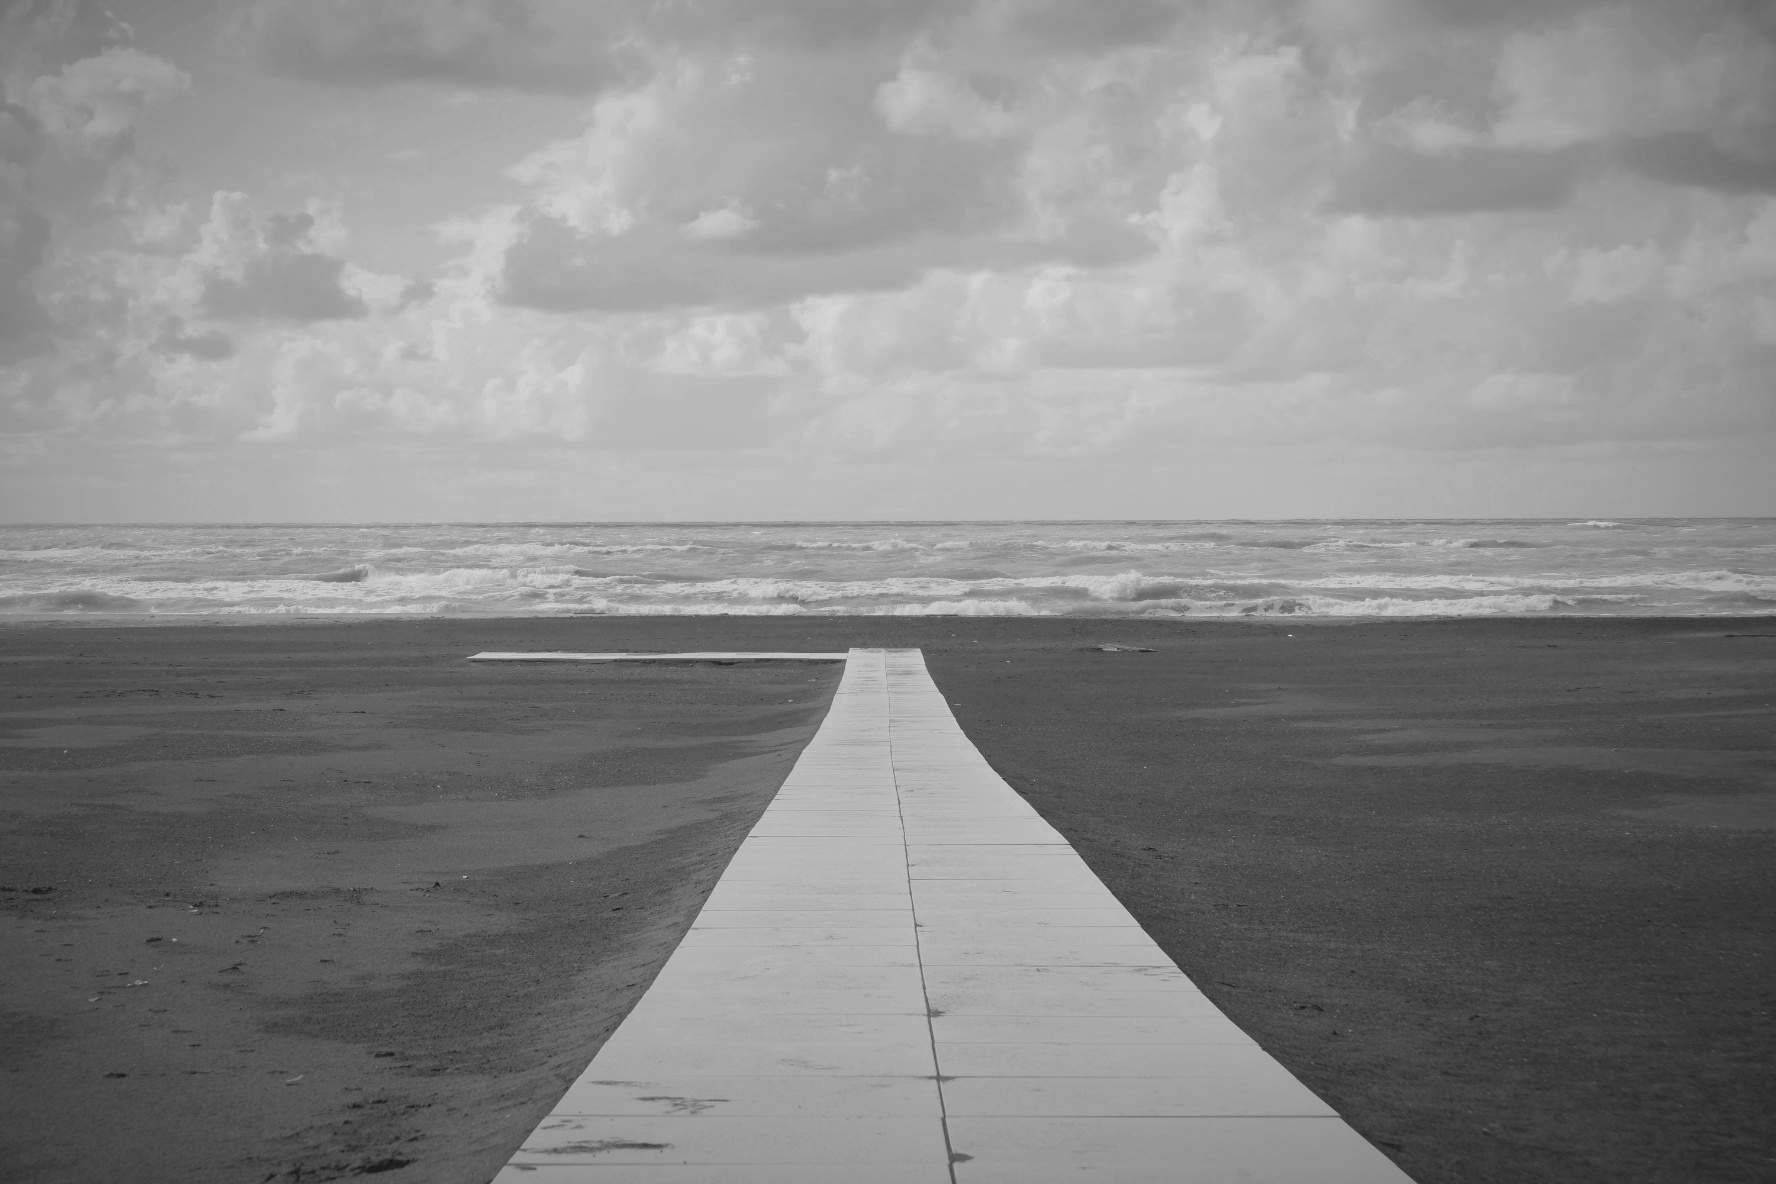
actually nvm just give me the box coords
[494,648,1414,1183]
[947,1116,1409,1183]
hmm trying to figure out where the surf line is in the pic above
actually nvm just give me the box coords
[478,648,1414,1182]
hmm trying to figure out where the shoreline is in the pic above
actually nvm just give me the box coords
[3,617,1772,1183]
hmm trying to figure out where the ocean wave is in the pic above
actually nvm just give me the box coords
[429,541,708,560]
[1292,568,1776,595]
[306,564,371,583]
[1303,536,1540,551]
[790,538,927,551]
[0,547,142,561]
[1,522,1768,620]
[882,598,1040,617]
[1571,520,1623,528]
[1044,539,1181,552]
[0,590,146,612]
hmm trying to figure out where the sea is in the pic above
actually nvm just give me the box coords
[0,520,1772,620]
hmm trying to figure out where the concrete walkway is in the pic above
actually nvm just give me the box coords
[492,649,1415,1182]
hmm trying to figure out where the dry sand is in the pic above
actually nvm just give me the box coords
[1,616,1772,1184]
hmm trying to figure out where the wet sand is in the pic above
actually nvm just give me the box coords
[2,616,1773,1184]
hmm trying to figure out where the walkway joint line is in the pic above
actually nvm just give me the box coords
[886,649,963,1184]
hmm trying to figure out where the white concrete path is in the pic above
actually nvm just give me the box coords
[493,649,1415,1183]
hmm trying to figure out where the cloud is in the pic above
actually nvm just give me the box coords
[0,19,188,353]
[188,197,369,322]
[1315,0,1776,199]
[393,276,436,309]
[998,0,1188,51]
[1616,129,1776,193]
[643,0,963,52]
[491,55,1036,311]
[0,200,52,341]
[6,0,1776,516]
[1327,143,1588,215]
[153,315,235,360]
[244,0,635,92]
[0,0,134,81]
[24,46,189,156]
[875,66,1016,140]
[1489,4,1776,150]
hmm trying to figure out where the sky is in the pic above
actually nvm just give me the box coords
[1,0,1773,522]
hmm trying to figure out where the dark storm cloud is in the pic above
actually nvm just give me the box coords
[1326,143,1588,216]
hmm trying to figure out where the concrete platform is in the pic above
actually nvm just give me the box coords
[493,649,1415,1182]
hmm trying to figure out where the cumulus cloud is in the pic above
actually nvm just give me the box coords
[0,8,188,357]
[188,198,368,322]
[24,46,188,156]
[1489,4,1776,150]
[1330,0,1776,198]
[490,53,1035,311]
[5,0,1775,509]
[153,315,234,360]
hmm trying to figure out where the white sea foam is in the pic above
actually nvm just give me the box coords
[1,521,1768,618]
[428,542,707,561]
[0,590,146,612]
[883,598,1040,616]
[1292,569,1776,595]
[791,538,926,551]
[1303,536,1540,551]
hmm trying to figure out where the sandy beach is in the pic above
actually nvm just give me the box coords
[2,616,1772,1184]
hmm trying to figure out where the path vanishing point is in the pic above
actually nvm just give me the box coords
[469,648,1416,1183]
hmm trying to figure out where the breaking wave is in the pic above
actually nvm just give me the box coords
[0,590,146,613]
[306,565,370,583]
[0,521,1768,619]
[885,599,1040,616]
